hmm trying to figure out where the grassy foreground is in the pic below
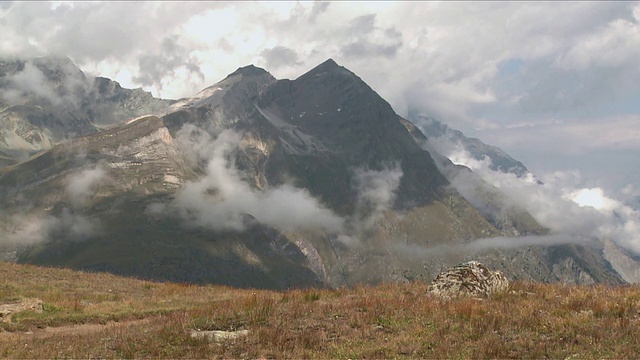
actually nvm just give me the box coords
[1,262,640,359]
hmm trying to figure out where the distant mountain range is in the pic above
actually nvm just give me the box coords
[0,56,635,288]
[408,112,532,178]
[0,56,171,166]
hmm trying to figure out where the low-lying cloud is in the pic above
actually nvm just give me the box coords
[1,162,106,249]
[336,164,403,246]
[396,234,597,259]
[169,126,344,232]
[166,125,406,241]
[425,133,640,255]
[66,165,107,207]
[0,209,100,249]
[1,58,92,108]
[354,164,403,227]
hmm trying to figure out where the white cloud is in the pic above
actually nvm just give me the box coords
[0,209,100,247]
[351,164,403,230]
[169,125,406,242]
[66,165,107,207]
[1,62,59,105]
[567,188,622,212]
[334,164,403,247]
[170,127,344,233]
[0,164,107,247]
[1,59,92,107]
[429,135,640,254]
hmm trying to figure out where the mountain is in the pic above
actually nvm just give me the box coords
[409,112,532,178]
[395,114,546,237]
[0,58,627,288]
[0,56,173,166]
[402,113,640,284]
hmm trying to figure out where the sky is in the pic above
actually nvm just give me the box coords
[1,1,639,199]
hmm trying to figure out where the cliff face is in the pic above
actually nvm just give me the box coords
[0,116,190,208]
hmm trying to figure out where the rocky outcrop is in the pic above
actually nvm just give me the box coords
[0,298,43,323]
[603,239,640,284]
[428,261,509,299]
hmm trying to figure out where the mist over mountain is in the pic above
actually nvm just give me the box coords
[0,57,637,288]
[408,113,535,180]
[409,113,640,283]
[0,56,172,166]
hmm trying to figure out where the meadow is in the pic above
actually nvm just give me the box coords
[1,262,639,358]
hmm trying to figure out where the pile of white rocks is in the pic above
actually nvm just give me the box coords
[428,261,509,299]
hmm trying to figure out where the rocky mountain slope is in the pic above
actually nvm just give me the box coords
[0,56,172,166]
[409,113,533,178]
[0,58,628,288]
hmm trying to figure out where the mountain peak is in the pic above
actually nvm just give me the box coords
[320,58,339,67]
[228,64,270,77]
[308,58,343,74]
[295,58,358,84]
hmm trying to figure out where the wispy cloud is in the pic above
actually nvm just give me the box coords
[425,133,640,255]
[337,164,403,246]
[396,234,597,258]
[66,165,107,207]
[159,124,406,244]
[0,209,100,248]
[1,59,92,108]
[167,126,344,232]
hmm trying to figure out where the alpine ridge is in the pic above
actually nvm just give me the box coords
[0,58,632,288]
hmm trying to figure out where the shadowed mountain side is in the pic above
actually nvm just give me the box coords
[256,59,449,210]
[17,195,324,290]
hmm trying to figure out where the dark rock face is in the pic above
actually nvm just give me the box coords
[428,261,509,299]
[252,59,448,212]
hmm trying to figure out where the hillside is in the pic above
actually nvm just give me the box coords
[1,262,639,358]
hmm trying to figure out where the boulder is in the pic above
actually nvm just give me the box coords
[428,261,509,299]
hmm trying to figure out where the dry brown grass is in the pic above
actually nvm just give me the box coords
[1,262,640,358]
